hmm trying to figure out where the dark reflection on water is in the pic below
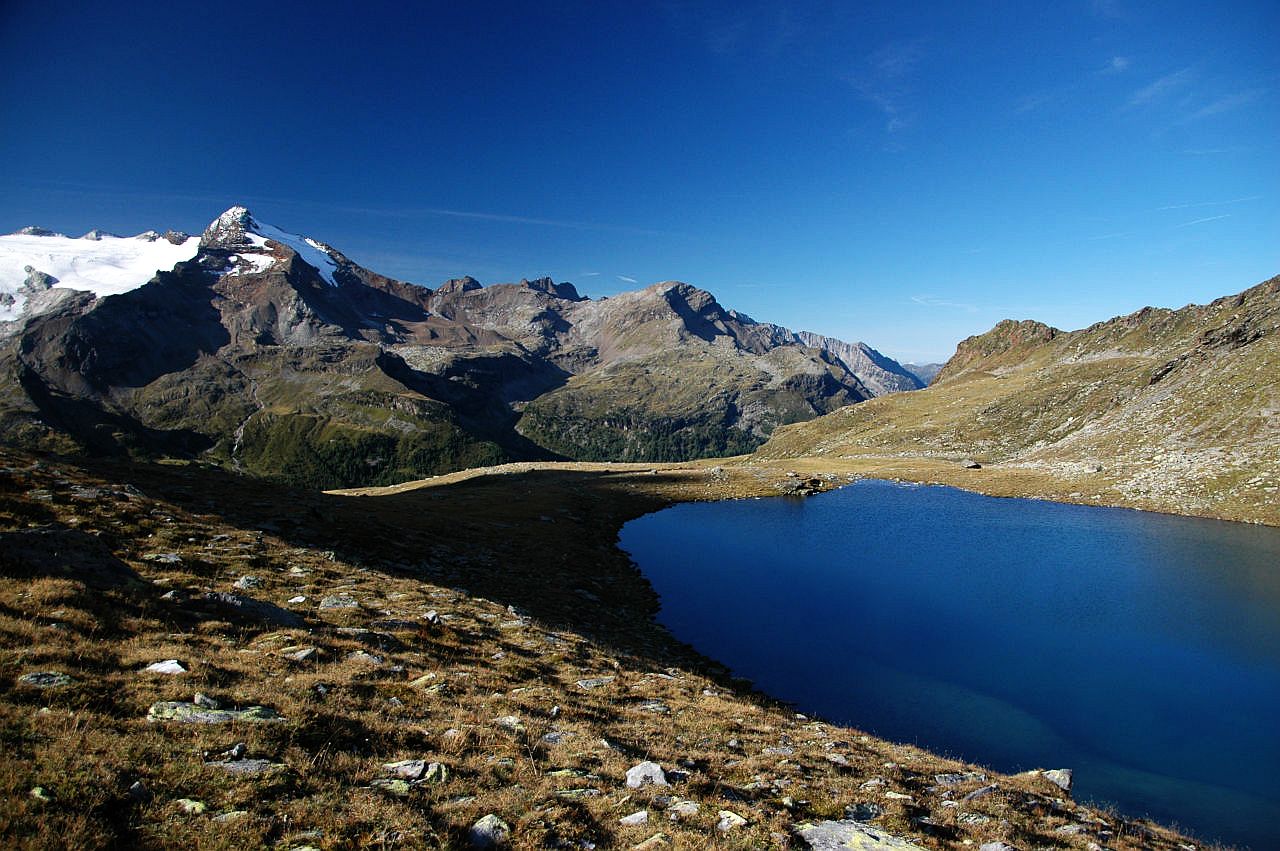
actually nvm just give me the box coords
[619,482,1280,848]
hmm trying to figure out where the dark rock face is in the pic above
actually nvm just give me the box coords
[0,207,915,485]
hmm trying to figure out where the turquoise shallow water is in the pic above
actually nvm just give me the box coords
[619,481,1280,849]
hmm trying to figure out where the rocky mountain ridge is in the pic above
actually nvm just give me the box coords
[0,207,919,486]
[758,274,1280,525]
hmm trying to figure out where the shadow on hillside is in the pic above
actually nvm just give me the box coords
[67,455,730,677]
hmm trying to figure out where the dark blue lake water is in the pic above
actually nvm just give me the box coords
[619,481,1280,849]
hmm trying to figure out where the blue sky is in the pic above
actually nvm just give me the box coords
[1,1,1275,362]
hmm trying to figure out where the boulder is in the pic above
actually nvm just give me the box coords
[1043,768,1073,793]
[625,761,668,788]
[468,813,511,848]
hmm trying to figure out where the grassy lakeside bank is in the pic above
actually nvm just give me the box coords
[0,448,1212,849]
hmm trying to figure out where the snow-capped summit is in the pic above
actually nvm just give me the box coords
[202,205,342,286]
[10,226,66,238]
[201,205,258,249]
[81,229,121,241]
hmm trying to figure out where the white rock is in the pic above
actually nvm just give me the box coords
[144,659,187,675]
[625,760,668,788]
[619,810,649,826]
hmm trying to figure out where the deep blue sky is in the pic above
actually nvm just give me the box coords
[1,1,1275,361]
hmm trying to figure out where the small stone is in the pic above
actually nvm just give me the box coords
[347,651,383,665]
[205,758,283,775]
[1043,768,1073,793]
[979,843,1018,851]
[193,693,220,709]
[127,780,151,802]
[370,777,414,797]
[666,799,699,820]
[144,659,187,675]
[383,759,427,780]
[625,761,668,789]
[468,813,511,848]
[763,746,794,756]
[286,646,320,662]
[962,783,999,801]
[319,594,359,610]
[234,575,262,589]
[631,834,668,851]
[844,803,883,821]
[495,715,525,735]
[576,676,615,690]
[213,810,249,823]
[175,798,207,815]
[717,810,748,831]
[29,786,53,802]
[145,552,183,564]
[961,459,982,469]
[19,671,74,688]
[423,762,450,783]
[826,753,851,768]
[221,742,247,760]
[620,810,649,826]
[423,610,441,625]
[934,772,986,786]
[957,812,990,825]
[288,595,307,604]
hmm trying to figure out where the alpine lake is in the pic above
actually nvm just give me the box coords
[619,480,1280,848]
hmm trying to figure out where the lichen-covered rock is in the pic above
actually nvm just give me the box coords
[146,701,282,724]
[792,819,927,850]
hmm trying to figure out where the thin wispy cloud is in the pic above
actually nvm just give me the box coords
[1101,56,1131,74]
[616,275,638,284]
[1156,195,1260,211]
[1174,214,1231,228]
[910,295,978,312]
[1185,88,1265,122]
[849,38,927,133]
[580,271,601,277]
[1015,91,1058,114]
[1088,231,1134,241]
[1127,67,1194,107]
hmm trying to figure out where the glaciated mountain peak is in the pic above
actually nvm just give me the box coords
[201,205,259,249]
[201,206,342,286]
[10,226,66,238]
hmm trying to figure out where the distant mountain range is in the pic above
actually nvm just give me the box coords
[0,207,924,486]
